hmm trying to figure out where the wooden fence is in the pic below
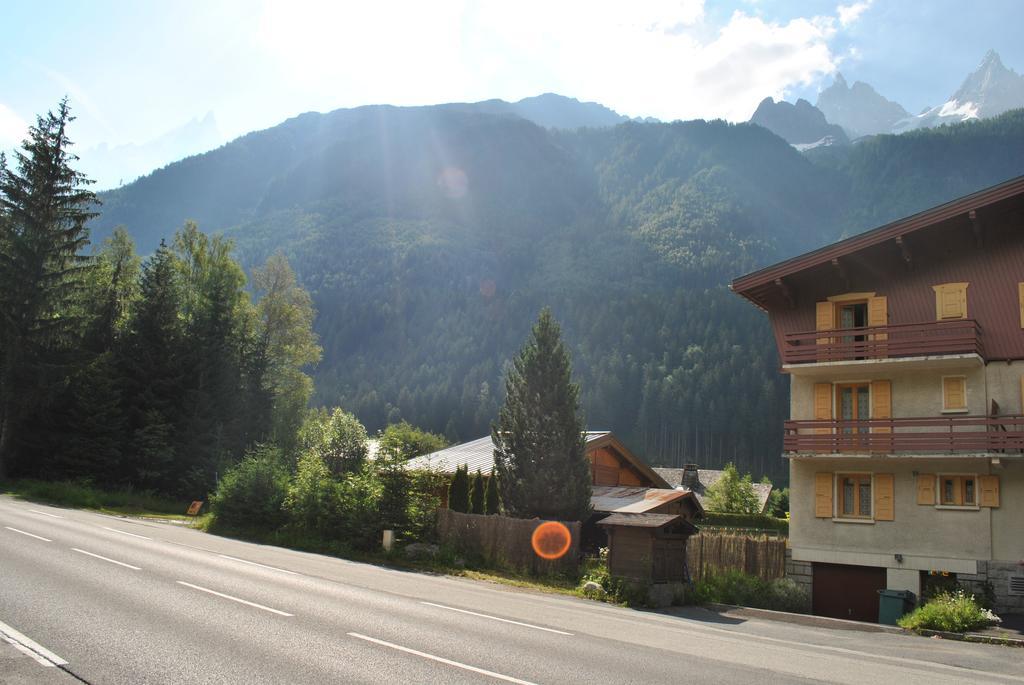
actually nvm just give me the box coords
[437,509,580,575]
[686,531,786,582]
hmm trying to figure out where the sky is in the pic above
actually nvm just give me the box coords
[2,0,1022,187]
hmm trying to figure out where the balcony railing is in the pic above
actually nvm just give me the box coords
[782,320,982,365]
[784,415,1024,454]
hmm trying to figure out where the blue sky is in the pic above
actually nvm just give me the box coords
[2,1,1022,186]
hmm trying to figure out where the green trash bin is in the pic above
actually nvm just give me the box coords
[878,589,916,625]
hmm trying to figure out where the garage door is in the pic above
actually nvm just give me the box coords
[812,563,886,622]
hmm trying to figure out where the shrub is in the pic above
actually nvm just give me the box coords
[284,452,342,534]
[689,570,809,613]
[210,445,289,530]
[898,590,1000,633]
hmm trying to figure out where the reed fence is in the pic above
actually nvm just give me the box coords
[686,531,786,582]
[437,508,580,575]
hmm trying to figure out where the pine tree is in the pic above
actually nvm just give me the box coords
[447,464,470,513]
[484,473,500,515]
[0,99,97,477]
[492,308,591,521]
[470,469,485,514]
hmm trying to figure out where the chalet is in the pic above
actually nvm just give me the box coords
[732,175,1024,621]
[653,464,775,514]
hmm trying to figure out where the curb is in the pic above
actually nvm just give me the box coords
[703,602,904,634]
[912,628,1024,648]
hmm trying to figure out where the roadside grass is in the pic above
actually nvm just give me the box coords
[0,478,199,522]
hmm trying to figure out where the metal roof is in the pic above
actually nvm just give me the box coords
[597,512,682,528]
[590,485,690,514]
[405,432,612,476]
[731,174,1024,306]
[652,467,774,513]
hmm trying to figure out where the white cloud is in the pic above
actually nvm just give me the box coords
[837,1,872,28]
[0,104,28,148]
[253,0,851,122]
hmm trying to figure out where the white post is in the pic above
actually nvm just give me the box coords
[382,529,395,552]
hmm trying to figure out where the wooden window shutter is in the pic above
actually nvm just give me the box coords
[933,283,968,320]
[874,474,894,521]
[814,383,832,435]
[815,473,833,517]
[943,377,967,411]
[815,301,834,352]
[1019,283,1024,329]
[870,380,892,434]
[868,296,888,344]
[979,476,1000,507]
[916,474,936,505]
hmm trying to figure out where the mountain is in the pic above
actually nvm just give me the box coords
[507,93,631,129]
[748,97,848,147]
[894,50,1024,133]
[87,101,1024,482]
[78,112,222,190]
[816,72,909,138]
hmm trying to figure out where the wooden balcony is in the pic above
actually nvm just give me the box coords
[784,415,1024,454]
[782,320,983,365]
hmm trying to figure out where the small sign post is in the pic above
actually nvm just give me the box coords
[187,501,204,516]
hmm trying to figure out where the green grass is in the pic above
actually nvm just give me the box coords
[0,478,198,522]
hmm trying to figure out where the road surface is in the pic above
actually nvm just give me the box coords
[0,495,1021,684]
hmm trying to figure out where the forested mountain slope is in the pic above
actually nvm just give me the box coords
[89,105,1024,482]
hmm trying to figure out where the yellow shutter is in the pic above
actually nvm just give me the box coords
[916,474,936,505]
[874,474,894,521]
[933,283,968,320]
[815,473,833,518]
[814,383,832,435]
[868,296,888,344]
[943,377,966,411]
[815,301,834,349]
[979,475,1000,507]
[871,380,892,435]
[1019,283,1024,328]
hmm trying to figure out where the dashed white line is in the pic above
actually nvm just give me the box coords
[100,526,152,540]
[0,619,68,667]
[348,632,537,684]
[217,554,300,575]
[176,581,294,616]
[421,601,573,635]
[4,526,51,542]
[27,509,63,519]
[71,548,142,570]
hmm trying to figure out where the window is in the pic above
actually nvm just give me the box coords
[942,376,967,412]
[838,474,872,518]
[939,475,977,507]
[932,283,968,320]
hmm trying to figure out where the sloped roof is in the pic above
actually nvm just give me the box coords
[652,467,774,514]
[598,512,690,530]
[731,174,1024,307]
[590,485,695,514]
[405,431,612,476]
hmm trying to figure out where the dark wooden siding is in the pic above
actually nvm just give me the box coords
[607,528,653,581]
[767,208,1024,361]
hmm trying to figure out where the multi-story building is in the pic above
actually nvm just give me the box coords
[732,176,1024,622]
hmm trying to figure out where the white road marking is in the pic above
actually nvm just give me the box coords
[27,509,63,519]
[217,554,301,575]
[100,526,152,540]
[71,548,142,570]
[0,618,68,667]
[176,581,294,616]
[348,632,538,684]
[4,526,51,542]
[421,601,573,635]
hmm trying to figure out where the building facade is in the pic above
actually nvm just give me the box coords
[733,176,1024,621]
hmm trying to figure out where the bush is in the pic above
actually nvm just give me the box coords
[898,590,1000,633]
[4,478,186,514]
[209,445,289,530]
[689,570,809,613]
[284,452,342,534]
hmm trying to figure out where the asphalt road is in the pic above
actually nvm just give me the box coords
[1,496,1022,684]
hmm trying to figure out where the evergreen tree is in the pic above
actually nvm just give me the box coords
[484,472,500,515]
[704,463,760,514]
[470,469,485,515]
[447,464,470,513]
[493,308,591,521]
[0,99,97,477]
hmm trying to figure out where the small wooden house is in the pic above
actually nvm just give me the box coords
[598,513,698,583]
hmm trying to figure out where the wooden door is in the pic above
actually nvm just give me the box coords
[812,563,886,622]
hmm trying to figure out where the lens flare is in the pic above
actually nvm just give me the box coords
[531,521,572,560]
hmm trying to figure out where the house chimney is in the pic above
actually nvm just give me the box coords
[682,464,699,488]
